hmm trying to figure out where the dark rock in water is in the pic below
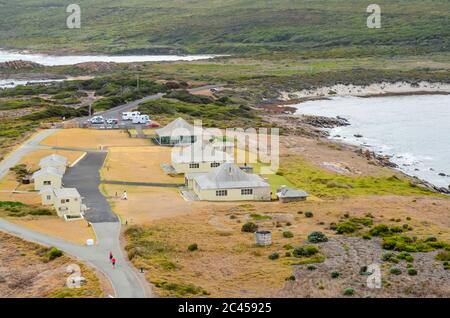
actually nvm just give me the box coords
[414,168,419,171]
[430,168,435,171]
[438,172,446,177]
[354,134,363,138]
[300,115,350,128]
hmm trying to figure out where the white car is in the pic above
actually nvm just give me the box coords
[89,116,105,124]
[106,118,119,125]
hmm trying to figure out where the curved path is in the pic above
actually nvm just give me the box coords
[0,218,151,298]
[0,128,151,298]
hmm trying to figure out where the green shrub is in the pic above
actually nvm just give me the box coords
[282,231,294,238]
[285,275,296,281]
[390,267,402,275]
[293,245,319,258]
[407,268,418,276]
[46,248,63,261]
[250,213,271,221]
[343,288,355,296]
[397,252,414,262]
[304,211,314,218]
[307,265,316,271]
[187,243,198,252]
[331,271,340,279]
[369,224,392,237]
[307,231,328,243]
[268,252,279,260]
[436,251,450,262]
[382,252,397,262]
[336,221,359,234]
[241,222,258,233]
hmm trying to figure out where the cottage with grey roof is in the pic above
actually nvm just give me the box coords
[155,117,203,146]
[192,163,271,201]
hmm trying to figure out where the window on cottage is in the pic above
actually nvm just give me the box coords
[189,163,200,169]
[210,162,220,168]
[241,189,253,195]
[216,190,228,197]
[46,195,51,200]
[43,181,51,185]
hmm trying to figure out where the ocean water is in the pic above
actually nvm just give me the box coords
[0,79,65,89]
[0,49,218,66]
[294,95,450,188]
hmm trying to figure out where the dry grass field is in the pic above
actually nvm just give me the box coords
[9,217,95,245]
[40,128,151,149]
[101,146,184,184]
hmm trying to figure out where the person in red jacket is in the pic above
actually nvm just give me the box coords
[111,257,116,268]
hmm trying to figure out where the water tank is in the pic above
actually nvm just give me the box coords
[255,230,272,246]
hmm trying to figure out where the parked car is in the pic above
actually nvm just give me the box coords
[106,118,119,125]
[145,122,160,128]
[89,116,105,124]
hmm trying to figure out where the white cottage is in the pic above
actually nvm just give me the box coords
[53,188,86,220]
[39,154,68,174]
[155,117,203,146]
[172,141,234,175]
[32,167,63,191]
[192,163,271,201]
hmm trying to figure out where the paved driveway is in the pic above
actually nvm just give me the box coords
[63,152,118,223]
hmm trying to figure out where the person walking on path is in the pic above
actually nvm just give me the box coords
[112,257,116,268]
[122,190,128,200]
[109,251,113,261]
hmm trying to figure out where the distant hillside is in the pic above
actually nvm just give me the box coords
[0,0,448,56]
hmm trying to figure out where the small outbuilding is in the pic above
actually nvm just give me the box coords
[53,188,86,220]
[192,163,271,201]
[276,186,308,203]
[32,167,63,191]
[172,141,234,174]
[39,154,68,174]
[154,117,203,146]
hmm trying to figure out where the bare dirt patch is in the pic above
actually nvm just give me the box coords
[0,231,107,298]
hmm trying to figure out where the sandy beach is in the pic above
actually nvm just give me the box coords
[280,81,450,100]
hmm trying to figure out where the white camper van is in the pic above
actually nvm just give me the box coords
[122,111,141,121]
[132,115,150,124]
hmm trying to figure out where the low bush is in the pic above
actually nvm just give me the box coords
[293,245,319,258]
[268,252,279,260]
[45,247,63,261]
[343,288,355,296]
[187,243,198,252]
[407,268,418,276]
[390,267,402,275]
[331,271,340,279]
[241,222,258,233]
[307,231,328,243]
[304,211,314,218]
[282,231,294,238]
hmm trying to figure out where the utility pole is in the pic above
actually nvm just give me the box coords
[89,103,92,116]
[137,75,140,91]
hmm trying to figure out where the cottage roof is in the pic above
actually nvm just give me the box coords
[172,142,234,164]
[32,167,63,179]
[54,188,80,198]
[39,154,68,167]
[156,117,202,137]
[193,163,270,190]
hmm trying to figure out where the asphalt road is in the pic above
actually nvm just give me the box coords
[63,152,118,223]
